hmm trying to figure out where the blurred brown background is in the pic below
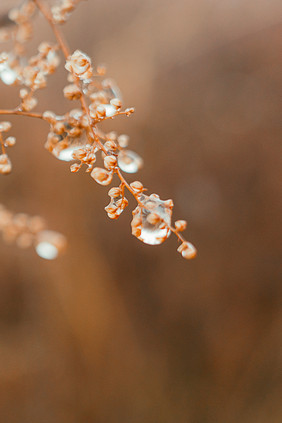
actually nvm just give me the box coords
[0,1,282,422]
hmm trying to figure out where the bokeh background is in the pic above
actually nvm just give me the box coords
[0,1,282,422]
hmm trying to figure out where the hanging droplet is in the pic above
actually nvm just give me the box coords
[35,230,66,260]
[52,137,91,162]
[103,104,117,118]
[131,194,172,245]
[102,78,122,102]
[118,150,143,173]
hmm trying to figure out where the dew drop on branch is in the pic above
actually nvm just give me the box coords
[118,150,143,173]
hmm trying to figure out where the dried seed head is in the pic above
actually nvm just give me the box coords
[110,98,122,109]
[104,155,117,170]
[175,220,187,232]
[125,107,135,116]
[177,242,197,260]
[70,163,82,173]
[72,148,87,160]
[0,121,11,132]
[91,167,113,185]
[63,84,81,100]
[108,187,121,198]
[104,140,118,152]
[130,181,144,193]
[146,213,161,225]
[0,154,12,174]
[42,111,57,123]
[65,50,93,80]
[5,137,16,147]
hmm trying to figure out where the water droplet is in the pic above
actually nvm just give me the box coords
[0,65,17,85]
[102,78,122,102]
[103,104,116,117]
[35,230,66,260]
[36,241,58,260]
[118,150,143,173]
[52,138,91,162]
[132,195,172,245]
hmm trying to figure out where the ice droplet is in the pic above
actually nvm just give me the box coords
[132,195,172,245]
[118,150,143,173]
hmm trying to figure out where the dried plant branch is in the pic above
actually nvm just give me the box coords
[0,0,197,260]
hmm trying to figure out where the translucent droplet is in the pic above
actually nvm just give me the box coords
[36,241,58,260]
[132,195,172,245]
[0,67,17,85]
[103,104,116,117]
[102,78,122,102]
[52,138,91,162]
[35,230,66,260]
[118,150,143,173]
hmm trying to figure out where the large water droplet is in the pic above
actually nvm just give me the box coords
[102,78,122,102]
[118,150,143,173]
[0,65,17,85]
[103,104,116,117]
[35,230,66,260]
[132,195,172,245]
[52,138,91,162]
[36,241,58,260]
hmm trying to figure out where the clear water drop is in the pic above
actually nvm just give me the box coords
[133,195,172,245]
[52,139,91,162]
[118,150,143,173]
[36,241,58,260]
[103,104,116,117]
[0,66,17,85]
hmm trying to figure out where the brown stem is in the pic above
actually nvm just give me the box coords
[0,109,44,120]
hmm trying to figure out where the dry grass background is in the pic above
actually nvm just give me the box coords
[0,1,281,422]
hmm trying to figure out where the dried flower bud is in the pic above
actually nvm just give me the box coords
[110,98,122,109]
[0,122,11,132]
[130,181,144,193]
[42,111,57,123]
[63,84,81,100]
[65,50,93,80]
[125,107,135,116]
[91,167,113,185]
[175,220,187,231]
[70,163,82,173]
[108,187,121,198]
[177,242,197,260]
[72,148,87,160]
[104,140,118,152]
[104,155,117,170]
[5,137,16,147]
[0,154,12,174]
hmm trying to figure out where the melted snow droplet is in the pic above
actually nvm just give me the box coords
[133,195,172,245]
[36,241,58,260]
[118,150,143,173]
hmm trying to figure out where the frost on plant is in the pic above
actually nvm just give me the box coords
[0,0,197,261]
